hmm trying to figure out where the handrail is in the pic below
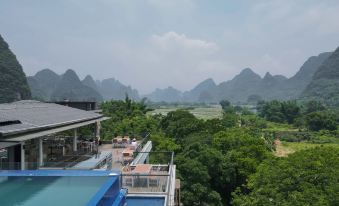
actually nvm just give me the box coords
[166,152,175,206]
[131,141,152,165]
[120,151,175,205]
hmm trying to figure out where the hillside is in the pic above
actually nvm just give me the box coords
[183,78,218,103]
[255,72,288,101]
[217,68,262,103]
[0,34,31,103]
[96,78,139,100]
[28,69,141,102]
[82,75,99,91]
[145,50,333,104]
[27,49,335,104]
[50,69,103,102]
[282,52,333,99]
[302,47,339,106]
[27,69,60,101]
[145,86,182,102]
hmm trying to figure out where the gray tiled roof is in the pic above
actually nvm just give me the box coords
[0,100,103,137]
[0,116,18,123]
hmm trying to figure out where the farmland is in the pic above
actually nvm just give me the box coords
[274,141,339,157]
[148,105,223,120]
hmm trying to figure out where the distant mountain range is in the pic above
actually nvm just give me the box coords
[0,34,31,103]
[28,69,139,102]
[1,32,338,105]
[145,51,334,104]
[145,87,182,102]
[14,49,339,105]
[96,78,139,101]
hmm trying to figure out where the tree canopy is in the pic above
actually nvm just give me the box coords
[233,147,339,206]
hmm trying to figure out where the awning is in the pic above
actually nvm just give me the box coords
[4,117,110,142]
[0,141,20,149]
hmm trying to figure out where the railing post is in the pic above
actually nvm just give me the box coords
[21,142,25,170]
[38,137,44,167]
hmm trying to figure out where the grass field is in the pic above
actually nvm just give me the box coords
[274,141,339,157]
[148,105,223,120]
[264,122,298,132]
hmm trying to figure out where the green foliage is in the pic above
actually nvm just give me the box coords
[240,115,267,130]
[172,125,271,205]
[258,100,285,123]
[301,47,339,106]
[306,111,337,131]
[304,100,326,114]
[0,34,31,103]
[212,128,262,153]
[233,147,339,206]
[100,99,338,206]
[220,100,236,114]
[150,133,181,153]
[247,94,263,104]
[258,100,301,124]
[160,110,204,142]
[241,108,254,115]
[222,113,239,128]
[101,97,155,139]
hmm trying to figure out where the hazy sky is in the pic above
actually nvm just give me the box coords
[1,0,339,94]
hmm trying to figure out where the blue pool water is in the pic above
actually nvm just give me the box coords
[126,196,165,206]
[0,170,122,206]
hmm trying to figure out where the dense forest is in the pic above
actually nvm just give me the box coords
[101,97,339,206]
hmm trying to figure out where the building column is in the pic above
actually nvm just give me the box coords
[38,138,43,167]
[21,143,25,170]
[73,129,78,152]
[95,121,101,141]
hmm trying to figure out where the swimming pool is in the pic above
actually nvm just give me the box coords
[0,170,125,206]
[126,196,165,206]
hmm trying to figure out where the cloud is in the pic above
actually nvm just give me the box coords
[96,31,230,93]
[151,31,218,53]
[146,0,195,10]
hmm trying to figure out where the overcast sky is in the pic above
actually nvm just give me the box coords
[1,0,339,94]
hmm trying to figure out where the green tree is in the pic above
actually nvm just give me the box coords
[211,129,272,204]
[0,34,31,103]
[233,147,339,206]
[220,100,235,114]
[160,110,203,142]
[304,100,326,114]
[258,100,301,124]
[306,111,337,131]
[281,101,300,124]
[101,99,156,139]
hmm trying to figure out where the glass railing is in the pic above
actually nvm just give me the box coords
[0,160,113,171]
[121,173,169,193]
[0,169,126,206]
[120,151,175,206]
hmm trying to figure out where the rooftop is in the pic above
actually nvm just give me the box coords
[0,100,103,138]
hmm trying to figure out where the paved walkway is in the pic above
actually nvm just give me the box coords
[99,144,124,170]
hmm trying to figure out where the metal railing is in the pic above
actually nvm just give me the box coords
[134,133,150,153]
[121,173,169,193]
[120,151,175,206]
